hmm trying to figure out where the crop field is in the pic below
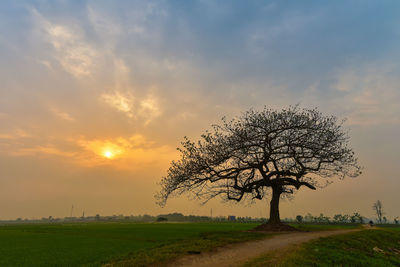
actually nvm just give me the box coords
[0,222,270,266]
[1,222,397,266]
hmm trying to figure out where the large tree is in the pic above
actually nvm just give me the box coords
[157,107,361,225]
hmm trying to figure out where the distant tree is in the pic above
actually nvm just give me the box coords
[351,212,363,224]
[304,213,314,223]
[157,106,361,227]
[394,217,399,225]
[316,213,330,223]
[156,217,168,222]
[383,216,387,224]
[373,200,384,224]
[296,215,303,224]
[333,214,349,223]
[333,214,341,223]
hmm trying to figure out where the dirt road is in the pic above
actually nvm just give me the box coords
[168,229,360,267]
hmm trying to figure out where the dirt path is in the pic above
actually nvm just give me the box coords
[168,228,361,267]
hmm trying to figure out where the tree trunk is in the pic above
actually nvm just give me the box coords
[269,186,282,224]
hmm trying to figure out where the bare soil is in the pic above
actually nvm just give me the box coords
[168,228,360,267]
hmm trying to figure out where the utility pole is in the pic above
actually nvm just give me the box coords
[70,204,74,217]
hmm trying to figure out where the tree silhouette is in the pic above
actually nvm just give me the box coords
[157,106,361,225]
[373,200,384,224]
[296,215,303,224]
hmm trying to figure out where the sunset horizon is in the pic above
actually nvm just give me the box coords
[1,1,399,222]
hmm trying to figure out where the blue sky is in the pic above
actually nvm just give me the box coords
[0,1,399,220]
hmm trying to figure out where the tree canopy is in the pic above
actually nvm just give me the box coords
[157,106,361,224]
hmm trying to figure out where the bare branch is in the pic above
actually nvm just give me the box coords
[156,106,362,208]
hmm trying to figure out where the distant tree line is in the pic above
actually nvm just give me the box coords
[1,213,267,224]
[295,212,364,224]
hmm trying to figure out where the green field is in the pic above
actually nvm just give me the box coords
[2,222,398,266]
[244,227,400,267]
[0,222,269,266]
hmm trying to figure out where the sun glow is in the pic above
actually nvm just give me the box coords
[104,151,113,158]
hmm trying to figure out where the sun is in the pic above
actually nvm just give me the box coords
[104,151,113,158]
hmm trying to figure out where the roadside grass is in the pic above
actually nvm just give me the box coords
[243,228,400,267]
[0,222,268,266]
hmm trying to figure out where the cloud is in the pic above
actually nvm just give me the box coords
[2,131,175,171]
[10,145,76,158]
[51,107,75,122]
[100,90,162,124]
[0,134,14,140]
[77,134,175,169]
[0,129,32,140]
[37,60,53,71]
[87,6,122,43]
[31,8,99,78]
[139,94,161,125]
[333,63,400,126]
[101,91,135,117]
[79,134,154,156]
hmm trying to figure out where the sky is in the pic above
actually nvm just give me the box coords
[0,0,399,220]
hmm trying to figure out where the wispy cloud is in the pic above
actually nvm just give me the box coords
[100,90,161,124]
[0,129,32,140]
[51,107,75,122]
[334,63,400,126]
[11,144,76,158]
[31,8,99,78]
[139,93,161,125]
[101,91,135,118]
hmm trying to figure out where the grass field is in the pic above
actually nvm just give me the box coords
[2,221,396,266]
[244,227,400,267]
[0,222,269,266]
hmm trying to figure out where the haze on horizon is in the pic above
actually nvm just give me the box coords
[0,0,399,221]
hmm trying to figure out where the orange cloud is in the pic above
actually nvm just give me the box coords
[76,134,176,170]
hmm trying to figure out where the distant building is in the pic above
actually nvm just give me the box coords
[228,215,236,221]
